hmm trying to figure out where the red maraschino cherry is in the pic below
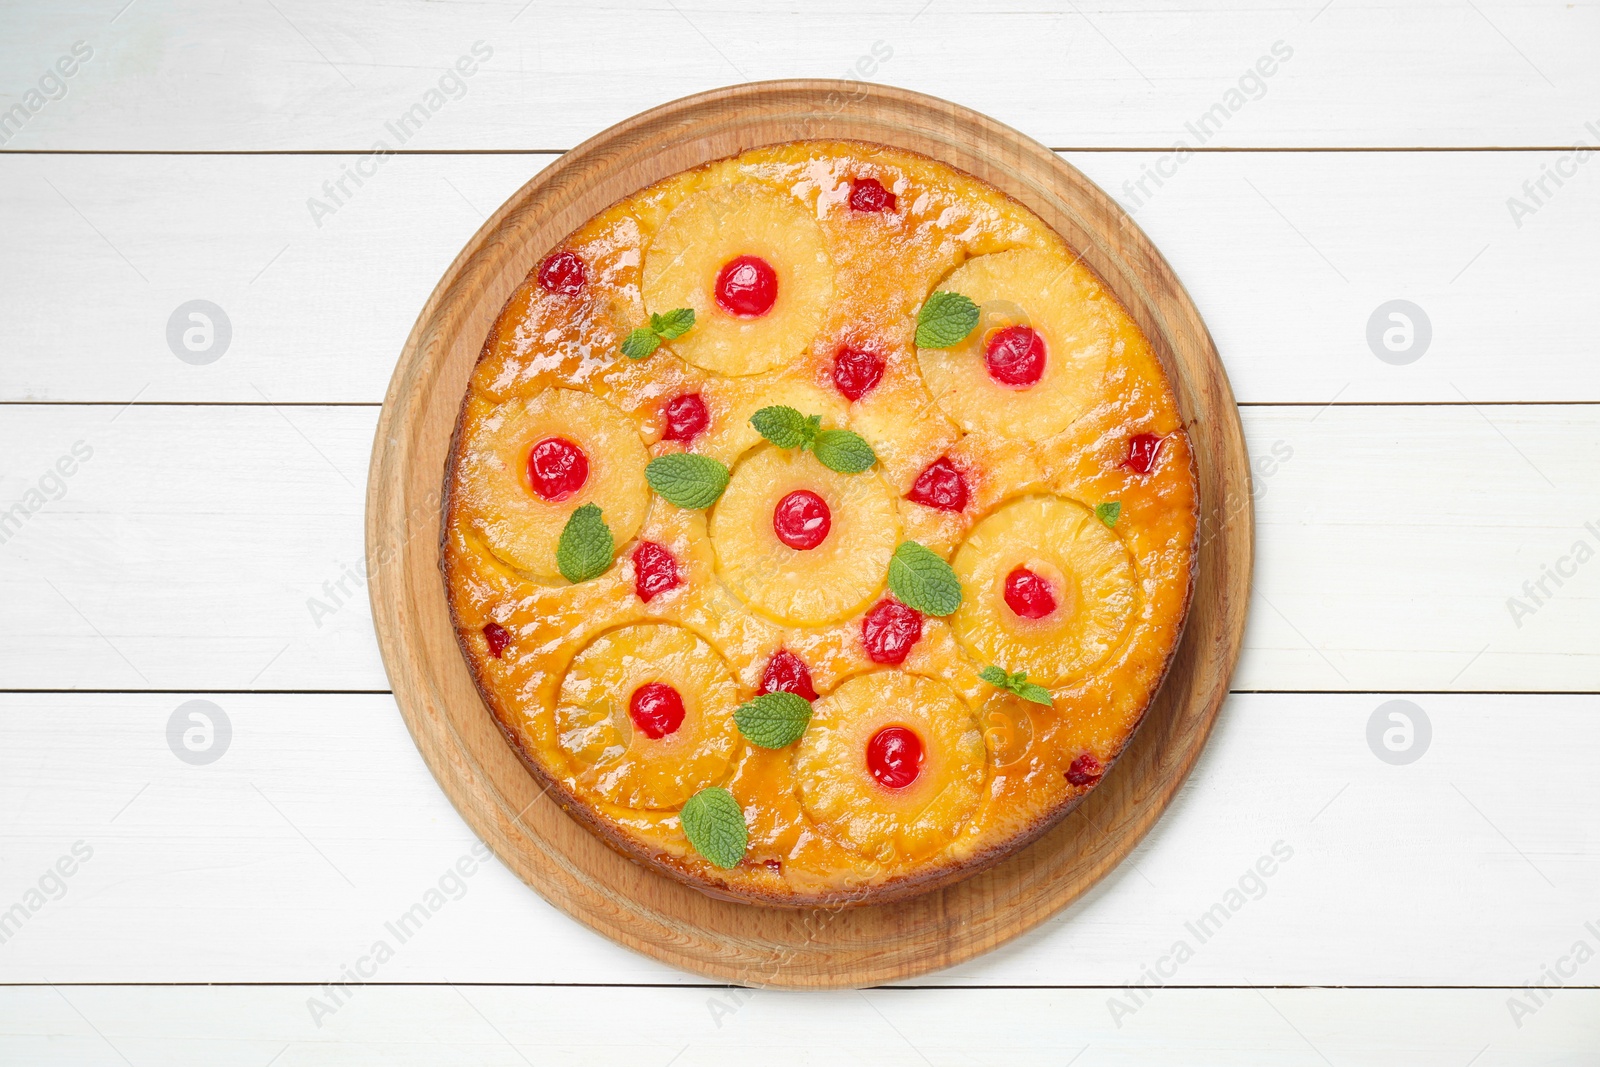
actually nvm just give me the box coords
[629,682,686,740]
[773,490,831,550]
[661,393,710,443]
[984,325,1046,387]
[631,541,682,603]
[832,346,885,401]
[715,255,778,317]
[526,437,588,501]
[483,623,510,659]
[1066,752,1103,786]
[848,178,897,213]
[867,726,923,788]
[862,599,922,664]
[905,456,969,512]
[1003,566,1057,620]
[1124,433,1165,475]
[759,649,818,701]
[536,250,587,296]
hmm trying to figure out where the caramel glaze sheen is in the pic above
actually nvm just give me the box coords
[441,140,1198,907]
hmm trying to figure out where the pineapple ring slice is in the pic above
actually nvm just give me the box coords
[917,247,1115,441]
[796,672,987,862]
[951,495,1138,687]
[554,623,740,810]
[642,182,835,376]
[708,445,900,626]
[455,388,650,580]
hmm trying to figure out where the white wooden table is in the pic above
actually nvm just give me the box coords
[2,2,1597,1062]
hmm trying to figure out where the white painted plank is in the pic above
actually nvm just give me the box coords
[1,1,1596,151]
[0,985,1595,1066]
[0,692,1594,988]
[1,404,1595,692]
[2,150,1597,404]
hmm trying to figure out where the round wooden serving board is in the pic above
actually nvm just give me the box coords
[366,80,1252,988]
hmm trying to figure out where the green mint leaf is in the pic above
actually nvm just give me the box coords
[680,786,747,869]
[980,664,1054,706]
[734,691,813,749]
[979,665,1009,687]
[1095,501,1122,527]
[800,414,822,451]
[555,503,614,583]
[1014,680,1054,706]
[645,452,730,509]
[916,290,980,348]
[651,307,695,340]
[886,541,963,617]
[621,327,659,360]
[812,429,876,473]
[749,405,807,449]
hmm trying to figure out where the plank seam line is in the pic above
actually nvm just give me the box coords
[2,982,1594,990]
[9,401,1600,410]
[0,146,1588,156]
[1,689,1594,697]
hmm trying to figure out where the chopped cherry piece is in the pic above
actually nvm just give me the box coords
[483,623,511,658]
[526,437,589,501]
[905,456,969,512]
[536,250,587,296]
[629,681,686,740]
[1066,753,1103,787]
[984,325,1046,387]
[848,178,897,213]
[661,393,710,443]
[714,255,778,317]
[773,490,831,551]
[1003,566,1058,620]
[1124,432,1165,475]
[631,541,682,603]
[763,857,783,873]
[862,599,922,665]
[759,649,818,701]
[867,726,924,789]
[832,346,886,401]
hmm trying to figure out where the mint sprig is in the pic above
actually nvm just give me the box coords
[621,307,696,360]
[680,786,747,869]
[733,691,812,749]
[886,541,963,616]
[645,452,729,509]
[749,405,877,474]
[1094,501,1122,527]
[916,290,980,348]
[979,665,1053,707]
[555,503,614,583]
[812,429,876,474]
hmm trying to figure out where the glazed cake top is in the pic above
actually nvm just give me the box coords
[443,140,1197,905]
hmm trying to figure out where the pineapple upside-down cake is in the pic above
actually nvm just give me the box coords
[442,141,1197,906]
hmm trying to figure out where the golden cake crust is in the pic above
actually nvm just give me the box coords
[441,140,1198,907]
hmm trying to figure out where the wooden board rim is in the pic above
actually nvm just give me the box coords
[366,78,1252,988]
